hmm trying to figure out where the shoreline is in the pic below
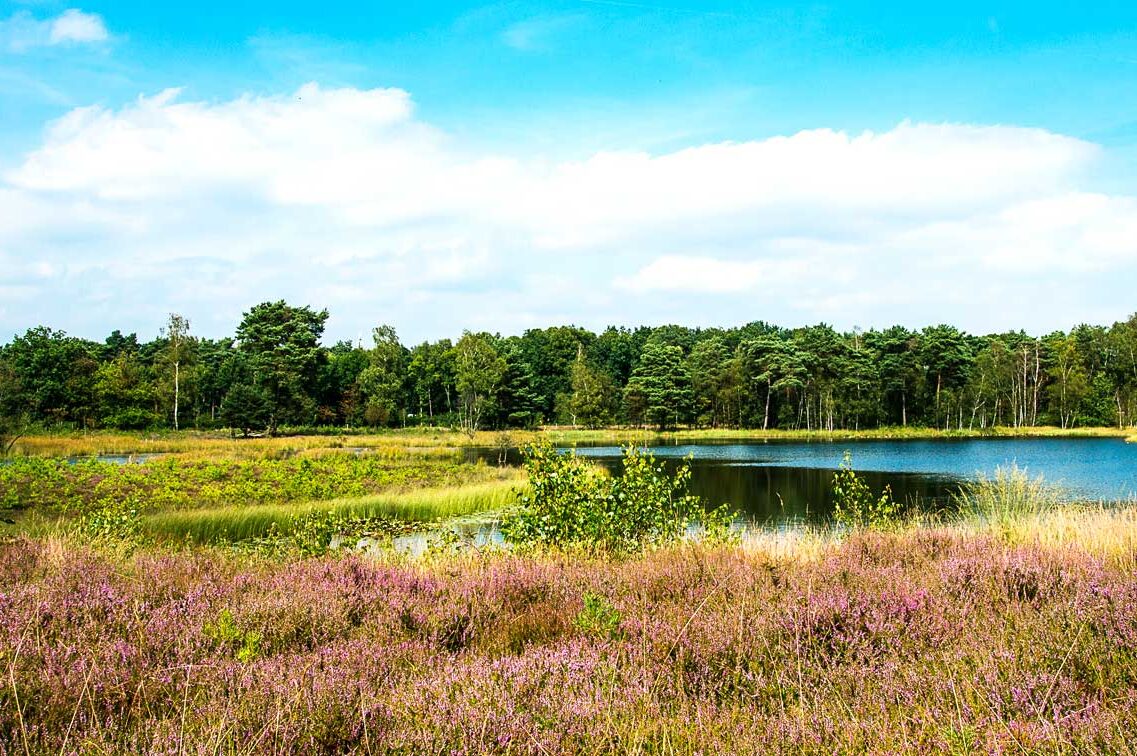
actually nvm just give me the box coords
[6,424,1133,457]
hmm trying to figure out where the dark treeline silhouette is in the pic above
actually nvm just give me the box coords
[2,300,1136,435]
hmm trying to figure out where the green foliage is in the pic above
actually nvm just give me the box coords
[831,452,902,529]
[573,592,623,640]
[6,302,1137,434]
[270,509,404,557]
[502,443,734,553]
[235,300,329,433]
[82,496,143,542]
[220,383,271,436]
[356,325,408,427]
[452,332,506,436]
[565,353,617,428]
[203,609,262,663]
[623,341,691,429]
[2,454,514,527]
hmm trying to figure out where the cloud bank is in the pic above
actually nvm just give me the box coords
[2,83,1135,342]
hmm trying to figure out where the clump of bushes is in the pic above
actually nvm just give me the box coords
[502,443,734,553]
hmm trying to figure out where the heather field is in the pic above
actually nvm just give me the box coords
[3,435,1137,753]
[3,508,1137,755]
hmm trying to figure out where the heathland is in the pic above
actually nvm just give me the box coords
[2,427,1136,753]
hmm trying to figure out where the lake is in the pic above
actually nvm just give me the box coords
[472,437,1137,525]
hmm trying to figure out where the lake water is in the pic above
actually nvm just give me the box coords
[472,437,1137,525]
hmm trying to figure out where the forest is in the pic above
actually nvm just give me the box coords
[2,300,1137,436]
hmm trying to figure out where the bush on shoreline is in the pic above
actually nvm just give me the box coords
[502,444,734,553]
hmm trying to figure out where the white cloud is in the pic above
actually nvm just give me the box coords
[615,256,812,293]
[2,83,1136,341]
[0,9,108,52]
[49,9,108,44]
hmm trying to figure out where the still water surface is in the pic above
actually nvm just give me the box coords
[475,438,1137,525]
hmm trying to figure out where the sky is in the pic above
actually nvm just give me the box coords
[1,1,1136,345]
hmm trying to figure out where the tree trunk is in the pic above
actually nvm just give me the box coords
[173,360,180,431]
[763,381,771,431]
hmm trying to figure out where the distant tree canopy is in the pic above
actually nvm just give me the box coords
[2,303,1137,434]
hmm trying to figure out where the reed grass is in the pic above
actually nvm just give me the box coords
[976,501,1137,565]
[952,463,1062,526]
[143,479,522,543]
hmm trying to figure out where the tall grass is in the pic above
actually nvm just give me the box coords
[143,479,522,543]
[952,463,1062,528]
[544,424,1133,446]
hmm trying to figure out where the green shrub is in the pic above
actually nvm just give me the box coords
[203,609,261,663]
[831,451,902,529]
[573,592,623,640]
[82,496,143,542]
[501,443,734,553]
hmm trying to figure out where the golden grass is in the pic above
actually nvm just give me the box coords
[11,424,1133,459]
[543,425,1134,445]
[8,429,502,459]
[984,503,1137,564]
[736,525,840,561]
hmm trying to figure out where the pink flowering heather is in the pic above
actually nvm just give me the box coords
[1,529,1135,753]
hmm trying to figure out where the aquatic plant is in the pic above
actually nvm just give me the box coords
[142,479,520,544]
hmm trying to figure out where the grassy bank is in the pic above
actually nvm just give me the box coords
[3,509,1137,754]
[6,424,1133,458]
[542,424,1135,446]
[142,479,522,543]
[5,428,492,458]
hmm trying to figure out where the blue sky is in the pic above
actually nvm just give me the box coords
[1,1,1136,343]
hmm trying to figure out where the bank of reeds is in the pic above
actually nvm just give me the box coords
[953,463,1062,526]
[6,427,518,458]
[544,424,1133,446]
[142,479,522,543]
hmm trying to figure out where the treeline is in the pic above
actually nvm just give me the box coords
[2,300,1137,435]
